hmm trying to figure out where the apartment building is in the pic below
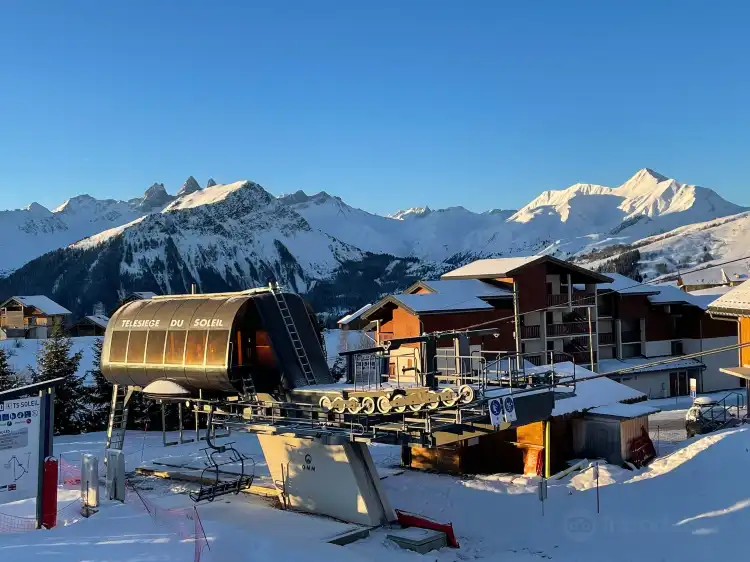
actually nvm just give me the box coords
[707,280,750,405]
[339,255,740,398]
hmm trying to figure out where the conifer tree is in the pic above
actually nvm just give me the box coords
[86,337,112,430]
[0,347,23,392]
[32,326,86,434]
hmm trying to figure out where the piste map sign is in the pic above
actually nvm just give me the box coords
[0,397,41,504]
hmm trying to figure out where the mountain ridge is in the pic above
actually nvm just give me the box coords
[0,169,747,322]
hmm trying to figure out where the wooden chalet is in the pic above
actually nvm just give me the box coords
[0,295,72,339]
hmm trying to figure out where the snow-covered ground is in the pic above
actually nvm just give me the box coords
[3,422,750,561]
[0,336,99,382]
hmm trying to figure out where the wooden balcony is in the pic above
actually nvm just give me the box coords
[548,322,590,337]
[521,325,541,339]
[546,292,596,308]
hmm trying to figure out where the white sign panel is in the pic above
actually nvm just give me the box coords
[503,396,517,423]
[0,397,41,504]
[689,378,697,398]
[489,398,503,426]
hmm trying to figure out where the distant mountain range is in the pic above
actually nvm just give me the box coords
[0,169,747,321]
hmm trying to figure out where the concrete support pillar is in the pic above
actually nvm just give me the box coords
[258,434,395,527]
[616,319,623,359]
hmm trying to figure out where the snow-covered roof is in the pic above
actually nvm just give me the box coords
[587,403,660,419]
[131,291,157,300]
[84,315,109,328]
[1,295,72,316]
[441,255,612,283]
[599,356,704,375]
[708,280,750,317]
[393,292,494,313]
[689,286,734,297]
[679,266,750,286]
[337,303,373,326]
[599,273,719,309]
[409,279,513,298]
[547,362,646,416]
[596,273,661,295]
[646,284,718,309]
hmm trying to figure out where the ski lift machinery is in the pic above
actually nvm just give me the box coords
[100,285,562,514]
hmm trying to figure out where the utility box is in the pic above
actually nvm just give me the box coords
[105,450,126,502]
[81,454,100,508]
[387,528,447,554]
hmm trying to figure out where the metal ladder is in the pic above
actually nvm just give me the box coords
[106,384,134,454]
[270,282,317,386]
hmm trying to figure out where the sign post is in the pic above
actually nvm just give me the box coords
[593,462,600,514]
[489,398,503,427]
[0,379,62,530]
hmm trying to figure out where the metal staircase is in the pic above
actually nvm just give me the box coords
[105,384,134,454]
[270,282,317,386]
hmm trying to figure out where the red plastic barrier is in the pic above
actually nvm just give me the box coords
[395,509,459,548]
[42,457,58,529]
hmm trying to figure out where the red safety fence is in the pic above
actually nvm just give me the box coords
[59,457,82,487]
[125,481,209,562]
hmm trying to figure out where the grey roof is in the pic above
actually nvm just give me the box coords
[1,295,72,316]
[708,279,750,316]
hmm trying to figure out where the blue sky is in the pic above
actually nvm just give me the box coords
[2,1,749,215]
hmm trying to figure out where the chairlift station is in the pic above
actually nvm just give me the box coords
[101,285,572,525]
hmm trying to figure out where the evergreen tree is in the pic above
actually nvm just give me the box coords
[86,338,111,430]
[0,347,23,392]
[32,326,87,434]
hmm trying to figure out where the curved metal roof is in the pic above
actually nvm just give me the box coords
[109,294,252,332]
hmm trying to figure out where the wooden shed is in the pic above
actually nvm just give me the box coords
[571,403,659,465]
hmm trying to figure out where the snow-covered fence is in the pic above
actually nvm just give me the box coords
[125,481,209,562]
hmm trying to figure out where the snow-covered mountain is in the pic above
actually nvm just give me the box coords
[0,180,433,317]
[0,168,746,318]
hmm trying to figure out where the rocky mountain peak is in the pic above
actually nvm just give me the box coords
[177,176,201,197]
[206,178,217,188]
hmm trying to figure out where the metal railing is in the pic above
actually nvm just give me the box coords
[599,332,615,345]
[521,325,540,339]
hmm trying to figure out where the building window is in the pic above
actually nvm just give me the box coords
[109,331,129,362]
[546,340,555,351]
[205,331,229,366]
[185,330,208,365]
[126,331,147,363]
[165,331,187,364]
[145,331,167,363]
